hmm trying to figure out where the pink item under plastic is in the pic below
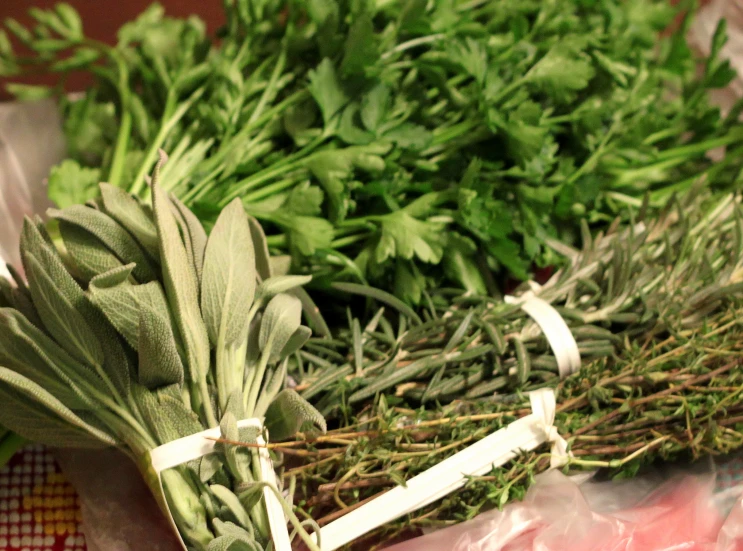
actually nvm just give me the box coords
[384,470,743,551]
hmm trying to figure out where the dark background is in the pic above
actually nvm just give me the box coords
[1,1,227,100]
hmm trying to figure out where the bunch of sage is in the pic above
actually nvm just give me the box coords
[295,190,743,416]
[0,156,325,551]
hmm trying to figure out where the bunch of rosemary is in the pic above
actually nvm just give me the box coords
[295,191,743,417]
[281,298,743,549]
[0,159,325,551]
[3,1,743,299]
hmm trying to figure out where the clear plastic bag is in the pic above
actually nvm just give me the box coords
[384,469,743,551]
[0,99,63,279]
[690,0,743,114]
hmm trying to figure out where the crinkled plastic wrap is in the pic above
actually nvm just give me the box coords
[690,0,743,114]
[0,99,62,279]
[385,469,743,551]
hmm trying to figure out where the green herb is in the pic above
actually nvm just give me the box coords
[3,1,743,301]
[284,299,743,549]
[294,191,743,416]
[0,161,325,550]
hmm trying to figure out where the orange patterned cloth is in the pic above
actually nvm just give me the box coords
[0,445,86,551]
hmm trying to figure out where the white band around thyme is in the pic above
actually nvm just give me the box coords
[315,388,570,551]
[505,287,581,378]
[150,418,291,551]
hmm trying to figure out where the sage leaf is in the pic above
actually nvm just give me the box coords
[237,483,263,513]
[0,367,117,445]
[207,535,257,551]
[138,307,184,388]
[247,215,272,280]
[0,385,112,448]
[268,255,291,277]
[100,182,160,257]
[253,359,288,418]
[279,326,312,359]
[3,276,43,330]
[223,390,245,421]
[48,205,158,282]
[20,218,80,306]
[152,169,211,386]
[201,198,257,347]
[59,220,124,281]
[171,195,208,284]
[265,389,327,441]
[22,219,133,395]
[218,411,252,484]
[212,519,255,541]
[136,385,202,445]
[198,454,222,483]
[24,252,104,369]
[258,293,302,362]
[0,308,100,409]
[210,484,252,529]
[88,265,172,350]
[0,278,11,308]
[256,276,312,302]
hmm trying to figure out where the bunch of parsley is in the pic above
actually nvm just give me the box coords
[2,0,743,303]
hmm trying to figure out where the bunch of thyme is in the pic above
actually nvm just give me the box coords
[294,190,743,417]
[271,299,743,549]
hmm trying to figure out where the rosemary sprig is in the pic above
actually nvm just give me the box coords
[285,299,743,549]
[295,191,743,416]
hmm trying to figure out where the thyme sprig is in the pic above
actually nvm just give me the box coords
[284,299,743,549]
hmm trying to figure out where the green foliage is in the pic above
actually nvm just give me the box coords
[4,0,741,303]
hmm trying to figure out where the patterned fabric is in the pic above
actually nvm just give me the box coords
[0,445,86,551]
[715,456,743,492]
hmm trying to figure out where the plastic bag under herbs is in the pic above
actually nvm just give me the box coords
[690,0,743,114]
[0,99,63,279]
[384,470,743,551]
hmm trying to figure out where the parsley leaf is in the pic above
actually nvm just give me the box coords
[309,59,348,127]
[376,211,444,264]
[47,160,101,209]
[526,46,595,103]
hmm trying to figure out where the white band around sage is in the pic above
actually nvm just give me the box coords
[149,418,291,551]
[315,388,570,551]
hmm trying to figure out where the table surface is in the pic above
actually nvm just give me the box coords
[0,445,85,551]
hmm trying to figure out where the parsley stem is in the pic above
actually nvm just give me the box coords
[242,174,304,203]
[182,89,311,204]
[131,86,206,197]
[332,232,373,249]
[382,34,445,60]
[247,46,287,126]
[219,134,328,206]
[74,39,133,189]
[488,76,527,105]
[427,119,481,150]
[265,234,287,248]
[653,130,743,162]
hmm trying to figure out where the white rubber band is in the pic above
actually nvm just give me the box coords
[149,418,291,551]
[505,290,581,378]
[315,388,570,551]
